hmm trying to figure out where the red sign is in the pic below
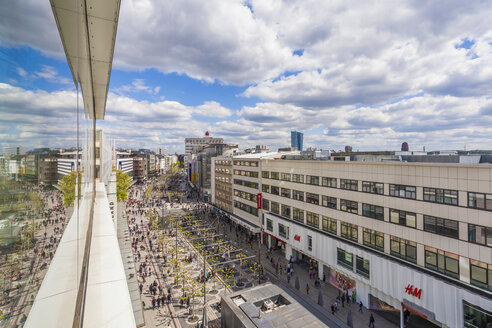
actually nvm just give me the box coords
[257,193,262,209]
[405,284,422,300]
[294,234,300,242]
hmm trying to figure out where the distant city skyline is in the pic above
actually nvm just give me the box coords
[1,1,492,153]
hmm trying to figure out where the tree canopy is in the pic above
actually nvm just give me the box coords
[59,171,82,207]
[116,169,131,202]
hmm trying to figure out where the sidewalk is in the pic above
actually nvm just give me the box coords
[221,224,398,328]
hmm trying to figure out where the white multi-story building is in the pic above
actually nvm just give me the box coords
[57,152,82,178]
[116,156,134,176]
[215,154,492,328]
[185,136,224,154]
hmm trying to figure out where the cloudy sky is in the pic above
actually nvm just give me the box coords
[1,0,492,153]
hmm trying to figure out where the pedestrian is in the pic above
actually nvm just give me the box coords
[306,283,310,294]
[341,292,345,307]
[139,283,143,294]
[369,313,375,328]
[152,297,156,310]
[331,304,335,315]
[359,301,363,314]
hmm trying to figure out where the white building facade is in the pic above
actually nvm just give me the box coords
[256,159,491,328]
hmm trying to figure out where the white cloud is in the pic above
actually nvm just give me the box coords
[193,101,233,118]
[17,67,27,77]
[34,65,72,84]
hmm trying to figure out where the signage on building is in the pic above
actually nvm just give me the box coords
[257,193,262,209]
[404,284,422,300]
[294,234,300,242]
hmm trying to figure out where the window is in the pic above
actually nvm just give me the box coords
[424,246,459,279]
[306,175,319,185]
[271,186,279,195]
[322,216,337,234]
[337,248,353,270]
[470,259,492,291]
[322,195,337,209]
[389,184,416,199]
[280,173,291,181]
[356,256,370,279]
[293,190,304,201]
[468,192,492,210]
[322,177,337,188]
[234,179,258,189]
[340,199,358,214]
[234,201,258,216]
[270,172,279,180]
[362,181,384,194]
[234,169,258,178]
[293,208,304,223]
[308,235,313,251]
[340,179,358,191]
[468,224,492,246]
[292,174,304,183]
[424,216,459,239]
[341,222,358,242]
[262,171,269,178]
[281,204,291,218]
[266,218,273,232]
[262,199,270,211]
[390,236,417,263]
[463,300,492,328]
[306,192,319,205]
[390,209,416,228]
[363,228,384,251]
[262,184,270,193]
[271,201,279,214]
[279,223,289,239]
[306,212,319,228]
[281,188,291,198]
[234,189,257,202]
[423,187,458,205]
[362,204,384,220]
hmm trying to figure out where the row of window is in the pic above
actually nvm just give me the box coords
[337,248,370,279]
[234,200,258,216]
[214,160,231,166]
[233,160,258,167]
[233,189,257,203]
[233,179,258,189]
[261,173,492,211]
[215,167,231,174]
[233,169,258,178]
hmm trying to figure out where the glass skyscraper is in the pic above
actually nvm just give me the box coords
[291,130,303,151]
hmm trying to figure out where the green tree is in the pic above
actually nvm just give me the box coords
[59,171,82,206]
[115,169,131,202]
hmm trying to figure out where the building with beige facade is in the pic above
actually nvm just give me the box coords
[212,151,492,328]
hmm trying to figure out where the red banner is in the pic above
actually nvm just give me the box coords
[257,193,262,209]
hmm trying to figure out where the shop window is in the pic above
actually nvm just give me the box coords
[463,300,492,328]
[337,248,353,270]
[356,256,370,279]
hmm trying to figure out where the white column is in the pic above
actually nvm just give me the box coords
[400,306,404,328]
[318,260,324,280]
[285,244,292,261]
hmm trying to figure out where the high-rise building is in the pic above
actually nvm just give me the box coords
[185,133,224,154]
[291,131,303,151]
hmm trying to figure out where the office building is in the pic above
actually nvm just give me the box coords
[185,135,224,155]
[291,131,304,151]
